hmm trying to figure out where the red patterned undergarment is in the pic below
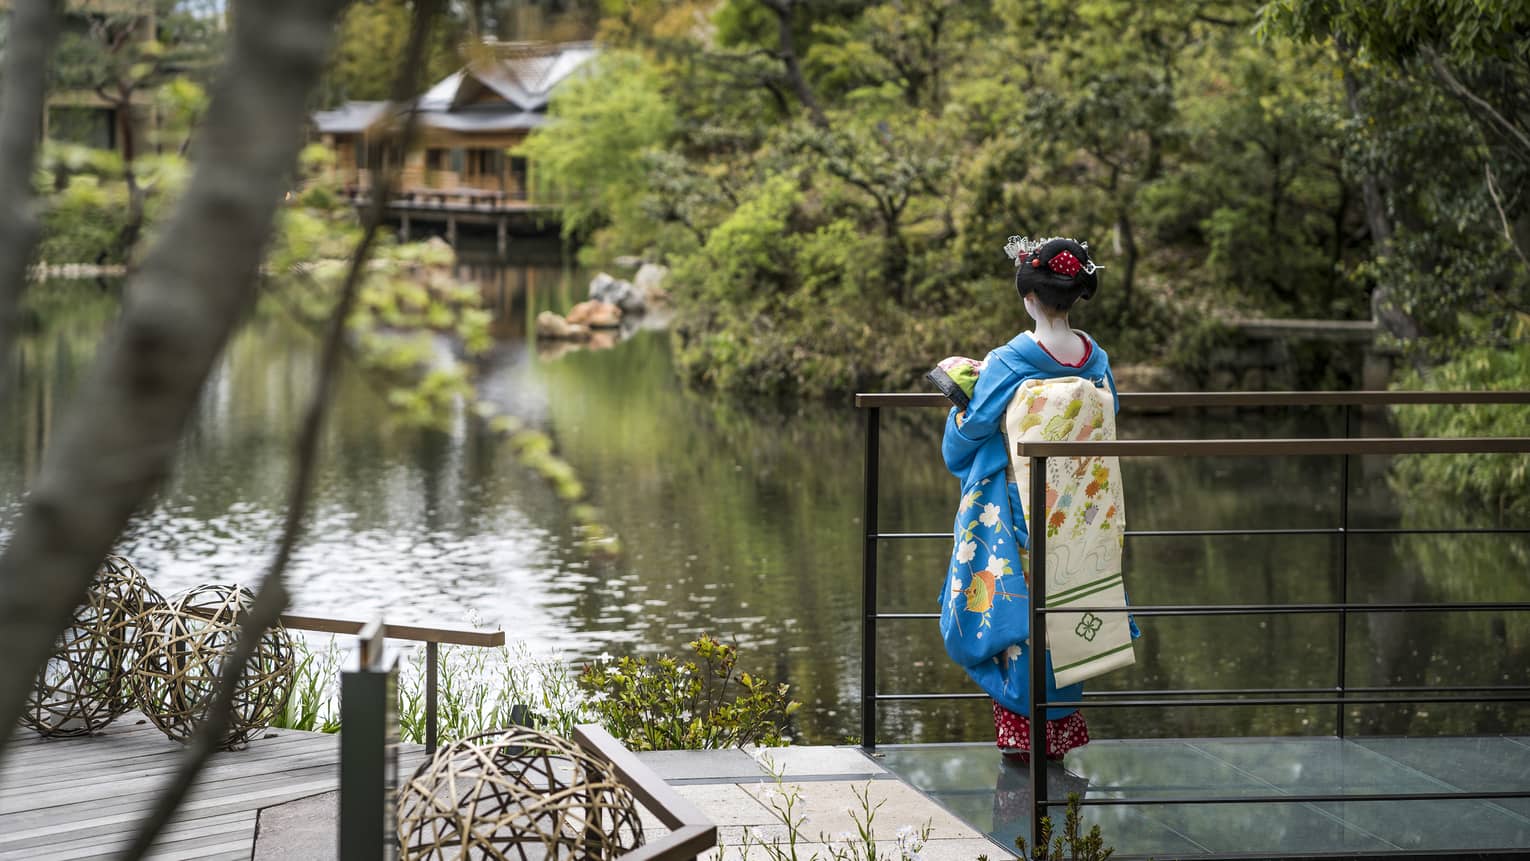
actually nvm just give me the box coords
[993,701,1090,760]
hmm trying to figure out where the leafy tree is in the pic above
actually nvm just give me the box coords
[1262,0,1530,343]
[48,0,223,260]
[319,0,460,105]
[515,50,677,242]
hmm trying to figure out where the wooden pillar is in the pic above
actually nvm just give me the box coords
[400,212,411,241]
[497,217,508,257]
[447,215,457,246]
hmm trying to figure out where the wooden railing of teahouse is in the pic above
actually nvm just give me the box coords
[854,390,1530,844]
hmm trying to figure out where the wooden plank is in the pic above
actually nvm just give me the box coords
[280,612,505,647]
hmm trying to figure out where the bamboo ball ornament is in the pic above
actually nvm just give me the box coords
[134,583,295,750]
[397,727,646,860]
[22,555,163,737]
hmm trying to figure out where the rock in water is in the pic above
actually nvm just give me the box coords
[566,300,622,329]
[633,263,670,305]
[589,272,643,313]
[535,311,590,341]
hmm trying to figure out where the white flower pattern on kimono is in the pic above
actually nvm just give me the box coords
[960,489,981,511]
[985,554,1006,577]
[956,541,977,564]
[979,502,1001,528]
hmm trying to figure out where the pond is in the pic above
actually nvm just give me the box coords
[4,243,1526,745]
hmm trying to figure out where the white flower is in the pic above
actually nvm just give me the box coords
[979,503,1001,528]
[984,554,1006,576]
[1005,644,1023,661]
[949,575,963,595]
[960,489,981,511]
[955,541,977,564]
[896,825,915,841]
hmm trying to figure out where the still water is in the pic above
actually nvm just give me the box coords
[4,248,1526,744]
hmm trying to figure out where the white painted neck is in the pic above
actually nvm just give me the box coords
[1024,294,1086,364]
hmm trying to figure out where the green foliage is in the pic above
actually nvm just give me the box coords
[266,161,494,432]
[272,637,592,745]
[576,634,801,750]
[319,0,459,106]
[516,51,678,240]
[1016,793,1116,861]
[1390,335,1530,515]
[741,756,934,860]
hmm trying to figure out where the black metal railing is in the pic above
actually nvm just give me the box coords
[854,390,1530,844]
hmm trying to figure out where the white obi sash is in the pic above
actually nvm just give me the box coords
[1005,376,1134,688]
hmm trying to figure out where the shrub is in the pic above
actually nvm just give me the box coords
[1391,338,1530,517]
[577,634,800,750]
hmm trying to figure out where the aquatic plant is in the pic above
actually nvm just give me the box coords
[577,634,801,751]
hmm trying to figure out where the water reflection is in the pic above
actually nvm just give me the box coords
[3,256,1526,745]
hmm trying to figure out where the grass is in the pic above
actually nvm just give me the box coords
[272,636,591,745]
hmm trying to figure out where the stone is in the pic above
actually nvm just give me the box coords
[534,311,590,341]
[633,262,670,305]
[566,299,622,329]
[589,272,643,313]
[252,791,336,860]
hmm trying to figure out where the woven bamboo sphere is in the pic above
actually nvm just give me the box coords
[21,555,163,737]
[397,727,646,860]
[134,583,295,750]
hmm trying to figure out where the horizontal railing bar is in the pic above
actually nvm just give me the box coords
[876,687,1530,702]
[1039,601,1530,616]
[280,613,506,647]
[874,527,1530,541]
[854,390,1530,409]
[872,613,940,620]
[881,691,1530,703]
[1050,790,1530,807]
[1044,694,1530,708]
[1016,437,1530,457]
[1084,685,1530,699]
[876,692,991,701]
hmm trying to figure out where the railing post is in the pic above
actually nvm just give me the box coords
[340,617,399,861]
[861,406,881,751]
[426,640,439,755]
[1028,455,1049,848]
[1336,404,1352,738]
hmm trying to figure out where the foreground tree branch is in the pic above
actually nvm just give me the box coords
[117,1,444,856]
[0,0,66,398]
[0,0,350,766]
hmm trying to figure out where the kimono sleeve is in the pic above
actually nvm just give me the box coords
[941,359,1021,477]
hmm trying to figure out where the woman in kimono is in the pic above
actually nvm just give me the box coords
[936,236,1123,762]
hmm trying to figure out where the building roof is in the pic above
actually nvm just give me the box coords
[314,42,596,137]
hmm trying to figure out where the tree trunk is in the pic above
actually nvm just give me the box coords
[1117,210,1137,312]
[1337,39,1418,340]
[0,0,352,768]
[762,0,828,129]
[0,0,66,399]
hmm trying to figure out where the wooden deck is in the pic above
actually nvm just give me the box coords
[0,713,419,860]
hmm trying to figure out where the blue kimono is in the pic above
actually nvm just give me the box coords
[939,331,1119,718]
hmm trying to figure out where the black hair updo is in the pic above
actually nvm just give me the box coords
[1013,237,1099,313]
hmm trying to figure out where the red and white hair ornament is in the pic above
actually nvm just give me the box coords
[1003,234,1102,276]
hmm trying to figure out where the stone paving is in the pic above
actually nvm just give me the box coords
[633,745,1015,860]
